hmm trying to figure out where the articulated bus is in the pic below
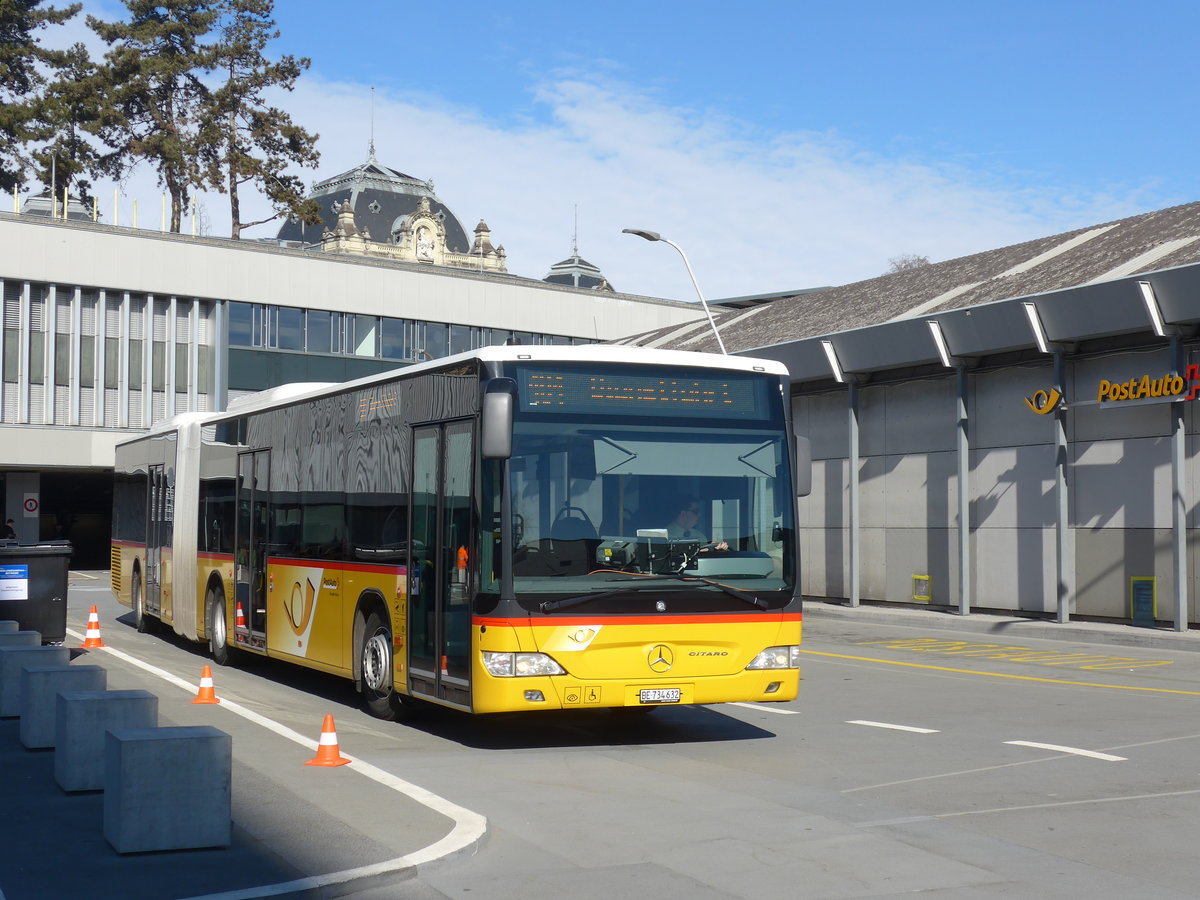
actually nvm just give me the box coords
[110,345,809,718]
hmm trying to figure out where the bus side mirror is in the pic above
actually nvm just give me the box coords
[482,379,517,459]
[793,435,812,498]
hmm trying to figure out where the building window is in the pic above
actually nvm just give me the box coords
[278,307,302,351]
[423,322,448,359]
[449,324,475,356]
[229,301,255,347]
[306,309,341,353]
[380,316,409,359]
[351,314,377,357]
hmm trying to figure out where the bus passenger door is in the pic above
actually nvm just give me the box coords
[409,421,473,708]
[234,449,270,651]
[145,463,169,618]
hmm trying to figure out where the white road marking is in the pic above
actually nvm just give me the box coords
[859,788,1200,826]
[65,627,487,899]
[847,720,939,734]
[728,702,801,715]
[1005,740,1126,761]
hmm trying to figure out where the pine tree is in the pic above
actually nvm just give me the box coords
[0,0,81,193]
[200,0,320,239]
[88,0,219,232]
[34,41,105,208]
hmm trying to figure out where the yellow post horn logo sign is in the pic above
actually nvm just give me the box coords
[1024,388,1061,415]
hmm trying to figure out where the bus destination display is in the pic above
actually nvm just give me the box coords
[518,368,765,417]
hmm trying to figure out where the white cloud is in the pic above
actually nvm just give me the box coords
[31,9,1159,302]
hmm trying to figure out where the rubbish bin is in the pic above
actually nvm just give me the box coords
[0,541,73,644]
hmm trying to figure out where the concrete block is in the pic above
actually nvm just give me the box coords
[0,645,68,716]
[0,631,41,647]
[0,620,17,632]
[104,726,231,853]
[19,665,107,748]
[55,690,158,791]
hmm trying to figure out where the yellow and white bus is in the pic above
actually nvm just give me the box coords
[111,345,808,718]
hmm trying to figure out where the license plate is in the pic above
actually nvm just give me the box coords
[639,688,681,704]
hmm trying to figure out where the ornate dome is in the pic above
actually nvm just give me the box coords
[277,151,471,252]
[543,245,614,291]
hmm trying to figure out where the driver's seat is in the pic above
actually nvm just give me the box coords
[545,516,599,575]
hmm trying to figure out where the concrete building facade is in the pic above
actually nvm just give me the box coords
[0,212,705,564]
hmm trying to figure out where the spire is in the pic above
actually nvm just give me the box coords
[367,86,377,162]
[572,204,579,257]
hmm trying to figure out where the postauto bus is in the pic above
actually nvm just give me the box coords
[110,345,809,718]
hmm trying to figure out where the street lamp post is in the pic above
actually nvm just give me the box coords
[622,228,728,354]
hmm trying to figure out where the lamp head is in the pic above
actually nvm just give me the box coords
[622,228,662,242]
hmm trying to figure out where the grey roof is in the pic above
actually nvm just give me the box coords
[618,201,1200,362]
[276,155,471,251]
[543,251,614,291]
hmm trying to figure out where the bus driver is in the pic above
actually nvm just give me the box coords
[667,497,728,551]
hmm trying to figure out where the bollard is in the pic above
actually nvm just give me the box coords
[0,645,69,716]
[104,726,231,853]
[55,690,158,791]
[19,665,107,748]
[0,631,41,648]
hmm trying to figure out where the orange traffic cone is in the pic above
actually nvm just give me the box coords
[192,664,220,704]
[80,605,105,649]
[235,601,246,630]
[305,714,351,767]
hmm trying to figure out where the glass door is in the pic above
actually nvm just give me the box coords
[409,421,474,706]
[234,449,270,650]
[145,463,169,617]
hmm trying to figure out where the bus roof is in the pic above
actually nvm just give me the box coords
[118,345,789,444]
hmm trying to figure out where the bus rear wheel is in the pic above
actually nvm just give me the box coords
[360,611,401,720]
[207,586,237,667]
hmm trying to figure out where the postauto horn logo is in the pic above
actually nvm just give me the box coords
[1024,388,1062,415]
[1097,365,1200,404]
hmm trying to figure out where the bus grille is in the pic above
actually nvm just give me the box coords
[110,544,121,594]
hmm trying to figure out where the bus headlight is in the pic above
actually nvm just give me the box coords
[482,651,566,677]
[746,645,801,670]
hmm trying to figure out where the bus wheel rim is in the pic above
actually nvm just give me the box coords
[363,631,390,692]
[212,598,226,648]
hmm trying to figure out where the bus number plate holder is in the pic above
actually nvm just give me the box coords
[639,688,681,704]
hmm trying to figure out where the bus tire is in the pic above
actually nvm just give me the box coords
[360,610,401,720]
[132,568,155,633]
[208,585,237,667]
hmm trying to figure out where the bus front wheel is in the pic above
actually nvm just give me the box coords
[360,611,400,720]
[208,586,237,667]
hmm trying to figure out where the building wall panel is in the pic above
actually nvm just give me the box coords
[973,364,1057,449]
[1073,436,1171,529]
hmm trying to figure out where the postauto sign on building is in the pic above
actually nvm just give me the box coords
[1095,365,1200,403]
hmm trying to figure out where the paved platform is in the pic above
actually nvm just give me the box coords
[803,598,1200,653]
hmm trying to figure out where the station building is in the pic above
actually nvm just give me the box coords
[622,201,1200,629]
[0,156,708,565]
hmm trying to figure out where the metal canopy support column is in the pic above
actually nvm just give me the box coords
[957,366,971,616]
[1054,350,1073,623]
[1171,336,1188,631]
[848,380,860,607]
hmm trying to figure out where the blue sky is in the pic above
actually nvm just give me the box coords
[50,1,1200,301]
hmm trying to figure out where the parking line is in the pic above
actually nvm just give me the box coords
[728,702,801,715]
[799,649,1200,697]
[1005,740,1126,762]
[848,720,939,734]
[66,627,487,899]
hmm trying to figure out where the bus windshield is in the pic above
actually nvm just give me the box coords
[502,415,795,602]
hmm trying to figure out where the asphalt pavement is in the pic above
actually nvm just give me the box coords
[4,577,1199,900]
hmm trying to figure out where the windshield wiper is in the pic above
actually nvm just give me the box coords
[538,575,767,613]
[539,583,682,613]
